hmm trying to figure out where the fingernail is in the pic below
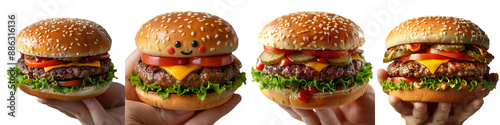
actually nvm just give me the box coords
[37,98,47,104]
[176,111,189,115]
[441,103,451,110]
[474,101,483,109]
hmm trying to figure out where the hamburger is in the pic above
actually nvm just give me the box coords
[381,16,497,102]
[129,11,246,110]
[9,18,116,101]
[251,12,373,109]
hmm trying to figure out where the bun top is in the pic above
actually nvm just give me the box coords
[386,16,489,49]
[16,18,111,58]
[258,11,365,51]
[135,11,238,57]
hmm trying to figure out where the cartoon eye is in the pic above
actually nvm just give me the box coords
[174,41,181,48]
[191,40,198,47]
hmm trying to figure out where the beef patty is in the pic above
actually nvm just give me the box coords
[387,60,489,78]
[17,58,112,80]
[261,60,365,82]
[134,60,241,88]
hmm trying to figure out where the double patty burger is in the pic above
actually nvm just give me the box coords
[252,12,373,109]
[381,16,497,102]
[10,18,116,101]
[129,11,246,110]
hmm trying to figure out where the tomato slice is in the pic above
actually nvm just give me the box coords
[25,57,67,68]
[141,54,188,66]
[301,50,348,57]
[398,53,451,61]
[391,77,421,86]
[189,54,233,67]
[315,57,329,64]
[425,48,474,61]
[263,46,296,54]
[56,79,83,86]
[80,53,110,63]
[348,48,359,53]
[280,57,293,67]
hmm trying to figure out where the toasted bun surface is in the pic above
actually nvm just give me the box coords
[135,87,234,110]
[386,16,489,49]
[258,11,365,51]
[19,82,111,101]
[261,82,368,109]
[16,18,111,58]
[135,11,238,57]
[389,86,490,102]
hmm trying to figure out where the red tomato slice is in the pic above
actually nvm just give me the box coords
[141,54,188,66]
[25,57,67,68]
[189,54,233,67]
[398,53,451,61]
[391,77,421,86]
[315,57,329,64]
[348,48,359,53]
[56,79,83,86]
[301,50,348,57]
[280,57,293,67]
[426,48,474,61]
[80,53,110,63]
[263,46,296,54]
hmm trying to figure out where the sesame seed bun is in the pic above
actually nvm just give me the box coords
[135,11,238,57]
[258,11,365,51]
[261,82,368,109]
[386,16,489,49]
[135,87,235,110]
[18,81,111,101]
[15,18,111,58]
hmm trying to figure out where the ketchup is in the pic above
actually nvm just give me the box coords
[280,57,292,67]
[256,60,264,71]
[297,86,319,103]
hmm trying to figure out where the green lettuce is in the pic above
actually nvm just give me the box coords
[8,63,117,94]
[381,76,496,91]
[129,71,246,100]
[252,62,373,93]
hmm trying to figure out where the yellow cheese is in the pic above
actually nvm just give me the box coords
[416,59,450,74]
[44,61,101,72]
[305,61,329,72]
[351,54,362,61]
[160,64,202,81]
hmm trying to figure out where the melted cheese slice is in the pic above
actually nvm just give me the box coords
[351,54,362,61]
[44,61,101,72]
[416,59,450,74]
[160,64,202,81]
[305,61,329,72]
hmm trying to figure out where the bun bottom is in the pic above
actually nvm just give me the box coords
[19,82,111,101]
[389,87,490,102]
[136,87,234,110]
[261,83,368,109]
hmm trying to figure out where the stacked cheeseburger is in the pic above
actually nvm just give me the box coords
[10,18,116,101]
[129,11,246,110]
[381,16,497,102]
[252,12,372,109]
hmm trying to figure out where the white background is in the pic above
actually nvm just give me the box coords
[1,0,499,124]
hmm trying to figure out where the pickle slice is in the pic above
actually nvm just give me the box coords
[259,51,285,65]
[328,54,352,66]
[430,44,466,52]
[287,52,314,64]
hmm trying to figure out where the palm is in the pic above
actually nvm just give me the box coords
[334,85,375,125]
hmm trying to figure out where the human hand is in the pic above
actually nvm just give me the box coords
[279,84,375,125]
[377,69,494,125]
[124,49,242,124]
[38,82,125,125]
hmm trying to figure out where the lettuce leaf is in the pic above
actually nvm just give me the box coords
[381,76,496,91]
[252,62,373,93]
[8,63,117,94]
[129,71,246,100]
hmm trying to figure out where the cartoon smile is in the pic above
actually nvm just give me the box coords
[180,50,193,55]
